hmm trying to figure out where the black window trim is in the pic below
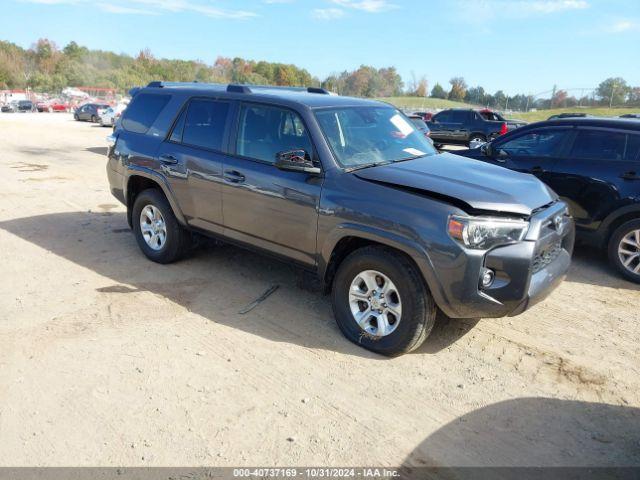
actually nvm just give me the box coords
[165,95,234,155]
[230,100,322,170]
[492,125,576,159]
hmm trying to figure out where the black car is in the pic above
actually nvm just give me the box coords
[458,117,640,282]
[426,108,508,148]
[547,112,592,120]
[17,100,35,112]
[74,103,110,122]
[620,113,640,119]
[106,81,573,355]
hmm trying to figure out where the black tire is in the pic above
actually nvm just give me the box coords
[468,134,486,147]
[91,115,97,123]
[331,246,436,356]
[73,113,79,121]
[608,219,640,283]
[131,189,192,264]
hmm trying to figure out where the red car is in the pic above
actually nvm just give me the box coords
[36,100,70,112]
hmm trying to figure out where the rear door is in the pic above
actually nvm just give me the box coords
[221,102,322,266]
[545,128,640,233]
[448,110,471,143]
[155,97,233,234]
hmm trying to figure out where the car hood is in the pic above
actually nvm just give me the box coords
[353,152,557,216]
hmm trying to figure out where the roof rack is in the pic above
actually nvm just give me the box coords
[145,81,335,95]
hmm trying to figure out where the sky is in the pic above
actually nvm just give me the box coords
[1,0,640,95]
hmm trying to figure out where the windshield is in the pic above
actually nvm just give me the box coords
[315,106,437,169]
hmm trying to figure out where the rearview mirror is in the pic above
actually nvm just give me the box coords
[275,150,320,174]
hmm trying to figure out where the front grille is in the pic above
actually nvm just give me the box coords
[532,241,562,273]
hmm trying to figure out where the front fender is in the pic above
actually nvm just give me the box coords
[319,222,455,318]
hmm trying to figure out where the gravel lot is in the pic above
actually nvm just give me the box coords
[0,113,639,468]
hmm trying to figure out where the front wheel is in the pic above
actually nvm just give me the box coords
[331,246,436,356]
[132,189,192,264]
[608,219,640,283]
[91,115,97,123]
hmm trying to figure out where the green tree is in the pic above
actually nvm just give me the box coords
[430,83,447,99]
[596,77,630,107]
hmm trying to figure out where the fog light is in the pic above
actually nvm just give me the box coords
[480,268,495,288]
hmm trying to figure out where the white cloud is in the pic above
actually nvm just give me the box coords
[99,3,158,14]
[19,0,257,18]
[518,0,588,14]
[312,7,345,19]
[330,0,397,13]
[605,19,640,33]
[455,0,588,23]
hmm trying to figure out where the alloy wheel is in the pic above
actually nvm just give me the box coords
[618,229,640,275]
[348,270,402,337]
[139,204,167,251]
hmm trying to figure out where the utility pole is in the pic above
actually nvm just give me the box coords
[609,82,615,109]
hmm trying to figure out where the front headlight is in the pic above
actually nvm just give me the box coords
[448,215,529,250]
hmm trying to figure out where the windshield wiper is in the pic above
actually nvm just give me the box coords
[345,161,393,172]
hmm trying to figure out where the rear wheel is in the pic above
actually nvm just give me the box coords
[468,134,486,147]
[608,219,640,283]
[132,189,192,264]
[91,115,97,123]
[331,246,436,356]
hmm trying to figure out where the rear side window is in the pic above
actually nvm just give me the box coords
[177,99,230,151]
[236,104,313,164]
[450,110,469,123]
[569,130,626,161]
[122,93,171,134]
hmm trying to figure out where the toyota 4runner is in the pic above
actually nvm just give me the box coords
[106,82,575,356]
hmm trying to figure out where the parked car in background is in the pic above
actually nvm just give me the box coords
[620,113,640,119]
[426,108,508,148]
[407,114,433,144]
[547,112,593,120]
[99,103,127,127]
[478,108,527,131]
[458,117,640,283]
[74,103,110,122]
[1,101,18,113]
[17,100,35,112]
[413,111,433,122]
[106,81,574,355]
[37,99,70,112]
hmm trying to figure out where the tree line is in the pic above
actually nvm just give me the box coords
[426,76,640,110]
[1,38,638,110]
[0,38,402,98]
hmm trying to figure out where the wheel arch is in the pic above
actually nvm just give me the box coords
[125,169,187,228]
[319,224,449,313]
[597,204,640,248]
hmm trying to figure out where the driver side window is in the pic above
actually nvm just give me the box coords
[498,130,568,157]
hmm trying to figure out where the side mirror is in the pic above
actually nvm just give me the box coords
[275,150,321,174]
[480,143,493,157]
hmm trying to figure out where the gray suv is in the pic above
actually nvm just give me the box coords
[106,82,575,356]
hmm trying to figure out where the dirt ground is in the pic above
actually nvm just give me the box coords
[0,113,639,468]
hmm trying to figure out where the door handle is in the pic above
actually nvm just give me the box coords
[224,170,245,183]
[159,154,178,165]
[620,171,640,180]
[530,166,544,174]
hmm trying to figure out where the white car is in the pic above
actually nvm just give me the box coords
[99,103,127,127]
